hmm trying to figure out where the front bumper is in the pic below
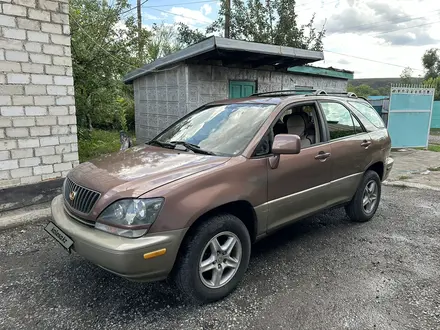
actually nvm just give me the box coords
[50,195,188,282]
[383,156,394,181]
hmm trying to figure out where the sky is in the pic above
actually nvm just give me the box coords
[124,0,440,79]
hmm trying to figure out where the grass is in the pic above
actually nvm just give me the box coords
[78,129,136,163]
[413,145,440,152]
[428,144,440,152]
[428,166,440,171]
[398,175,410,180]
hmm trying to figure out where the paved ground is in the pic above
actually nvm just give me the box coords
[385,149,440,190]
[1,186,439,330]
[429,134,440,145]
[429,129,440,145]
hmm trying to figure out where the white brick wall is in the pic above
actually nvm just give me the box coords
[0,0,78,188]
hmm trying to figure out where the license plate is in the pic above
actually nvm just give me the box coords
[44,222,74,253]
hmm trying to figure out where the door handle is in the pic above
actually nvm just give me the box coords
[361,140,372,148]
[315,151,331,161]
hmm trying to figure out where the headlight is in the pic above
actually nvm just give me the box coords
[95,198,163,238]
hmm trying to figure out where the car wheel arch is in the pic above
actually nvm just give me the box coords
[184,200,258,244]
[366,161,384,180]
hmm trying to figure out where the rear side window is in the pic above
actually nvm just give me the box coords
[348,101,385,128]
[320,102,364,140]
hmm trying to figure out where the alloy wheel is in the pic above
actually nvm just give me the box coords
[363,180,378,214]
[199,231,242,289]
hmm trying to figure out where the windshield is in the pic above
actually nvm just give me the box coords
[151,103,276,156]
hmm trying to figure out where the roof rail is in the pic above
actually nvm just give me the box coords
[251,89,317,97]
[323,92,358,98]
[250,89,364,99]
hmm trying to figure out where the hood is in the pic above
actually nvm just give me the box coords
[68,145,230,198]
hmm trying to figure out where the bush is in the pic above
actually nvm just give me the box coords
[78,129,136,163]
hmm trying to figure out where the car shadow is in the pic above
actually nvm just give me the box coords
[251,206,353,257]
[49,206,358,323]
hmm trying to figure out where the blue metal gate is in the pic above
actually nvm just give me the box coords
[387,85,435,148]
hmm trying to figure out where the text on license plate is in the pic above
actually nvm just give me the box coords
[44,222,74,251]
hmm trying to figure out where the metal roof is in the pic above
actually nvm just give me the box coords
[288,65,354,80]
[123,36,324,84]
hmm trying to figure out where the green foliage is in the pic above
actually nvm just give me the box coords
[422,48,440,80]
[420,48,440,100]
[423,77,440,100]
[179,0,325,50]
[147,23,183,61]
[176,23,207,47]
[347,83,389,98]
[70,0,139,131]
[78,129,136,162]
[70,0,183,132]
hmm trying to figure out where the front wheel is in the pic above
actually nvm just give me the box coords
[171,214,251,304]
[345,170,381,222]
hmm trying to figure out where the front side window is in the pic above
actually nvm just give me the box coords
[153,103,276,156]
[320,102,362,140]
[348,101,385,128]
[253,103,321,157]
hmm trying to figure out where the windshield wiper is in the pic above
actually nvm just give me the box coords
[170,141,217,156]
[147,140,175,149]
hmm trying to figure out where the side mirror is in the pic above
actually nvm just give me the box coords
[272,134,301,155]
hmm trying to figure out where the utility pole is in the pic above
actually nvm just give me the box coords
[137,0,143,62]
[225,0,231,38]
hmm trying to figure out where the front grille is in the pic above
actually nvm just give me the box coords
[64,177,101,214]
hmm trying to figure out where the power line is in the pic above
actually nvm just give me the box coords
[121,0,148,15]
[329,9,440,35]
[146,0,339,26]
[73,0,436,75]
[148,7,213,24]
[324,49,424,72]
[375,20,440,35]
[70,14,186,75]
[141,0,341,24]
[145,0,217,8]
[70,14,138,69]
[144,0,338,10]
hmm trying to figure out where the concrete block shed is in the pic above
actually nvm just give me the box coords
[124,37,352,143]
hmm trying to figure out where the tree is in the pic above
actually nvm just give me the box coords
[176,23,207,47]
[347,83,389,98]
[70,0,184,131]
[400,67,413,85]
[423,77,440,100]
[147,23,183,61]
[70,0,139,130]
[178,0,325,50]
[422,48,440,79]
[421,49,440,99]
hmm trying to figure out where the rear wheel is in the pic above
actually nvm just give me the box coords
[345,170,381,222]
[172,214,251,304]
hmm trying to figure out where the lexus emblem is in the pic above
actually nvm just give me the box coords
[69,191,77,201]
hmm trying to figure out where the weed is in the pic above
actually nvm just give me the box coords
[78,129,136,163]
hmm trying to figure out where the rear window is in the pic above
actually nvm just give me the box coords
[348,101,385,128]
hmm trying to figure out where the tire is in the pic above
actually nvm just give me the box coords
[345,170,381,222]
[171,214,251,304]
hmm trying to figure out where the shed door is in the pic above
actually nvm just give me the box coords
[229,81,256,98]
